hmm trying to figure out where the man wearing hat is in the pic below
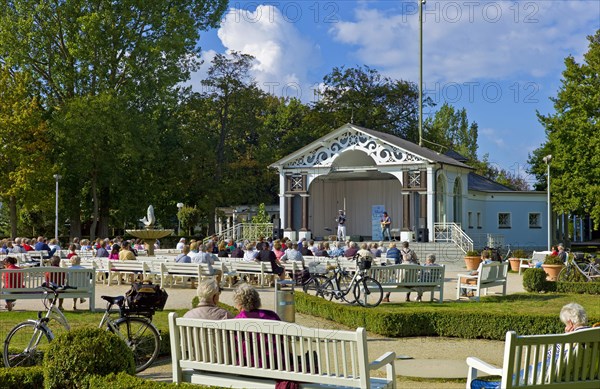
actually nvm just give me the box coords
[336,210,347,242]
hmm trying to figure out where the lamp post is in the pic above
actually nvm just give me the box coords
[176,202,184,235]
[53,174,62,240]
[542,155,552,251]
[418,0,426,146]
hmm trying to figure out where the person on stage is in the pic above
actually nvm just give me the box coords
[336,210,347,241]
[380,211,392,241]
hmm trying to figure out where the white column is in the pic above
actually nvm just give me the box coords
[427,166,435,242]
[278,171,286,232]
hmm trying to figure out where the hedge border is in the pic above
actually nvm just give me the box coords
[294,292,599,340]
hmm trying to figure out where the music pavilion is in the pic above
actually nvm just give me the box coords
[269,123,548,249]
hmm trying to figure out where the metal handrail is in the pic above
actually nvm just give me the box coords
[204,223,273,244]
[433,222,474,254]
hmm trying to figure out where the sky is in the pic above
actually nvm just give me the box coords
[190,0,600,187]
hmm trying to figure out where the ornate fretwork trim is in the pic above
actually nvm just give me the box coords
[284,129,426,168]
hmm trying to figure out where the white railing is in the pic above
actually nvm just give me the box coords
[469,233,505,249]
[204,223,273,244]
[433,222,474,254]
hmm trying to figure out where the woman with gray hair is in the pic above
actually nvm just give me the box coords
[233,284,280,320]
[184,279,233,320]
[560,303,589,332]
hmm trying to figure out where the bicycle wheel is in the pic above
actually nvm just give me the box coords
[302,275,329,296]
[3,321,52,368]
[339,272,357,304]
[353,277,383,308]
[112,317,160,373]
[318,279,336,301]
[558,266,585,282]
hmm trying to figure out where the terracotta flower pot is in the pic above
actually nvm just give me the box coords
[509,258,522,272]
[464,256,482,271]
[541,264,564,281]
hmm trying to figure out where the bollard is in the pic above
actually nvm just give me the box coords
[274,279,295,322]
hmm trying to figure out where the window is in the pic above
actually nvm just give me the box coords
[498,213,511,229]
[468,212,473,228]
[529,213,541,228]
[477,212,482,229]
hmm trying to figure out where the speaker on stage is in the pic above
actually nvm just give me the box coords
[417,228,429,242]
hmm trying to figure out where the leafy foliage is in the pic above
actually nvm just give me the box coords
[43,327,135,389]
[522,268,556,292]
[530,30,600,226]
[0,366,44,389]
[178,206,201,236]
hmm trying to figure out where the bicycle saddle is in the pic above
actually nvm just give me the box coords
[101,295,125,305]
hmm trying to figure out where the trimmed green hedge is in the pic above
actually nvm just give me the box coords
[88,372,217,388]
[557,281,600,294]
[294,293,592,340]
[0,366,44,389]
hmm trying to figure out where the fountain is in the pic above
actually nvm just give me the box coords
[126,205,173,256]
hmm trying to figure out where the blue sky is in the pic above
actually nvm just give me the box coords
[190,0,600,186]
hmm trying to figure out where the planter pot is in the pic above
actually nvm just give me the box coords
[509,258,522,272]
[541,264,564,281]
[464,256,482,271]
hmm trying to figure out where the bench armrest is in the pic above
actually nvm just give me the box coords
[369,351,396,385]
[466,356,502,387]
[457,273,478,279]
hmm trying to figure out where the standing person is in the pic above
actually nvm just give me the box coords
[184,279,233,319]
[380,212,392,241]
[3,256,23,311]
[336,210,347,242]
[400,241,418,302]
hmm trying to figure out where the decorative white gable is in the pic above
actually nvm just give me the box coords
[282,125,428,169]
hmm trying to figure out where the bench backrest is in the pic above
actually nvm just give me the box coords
[478,262,508,284]
[169,313,371,388]
[161,262,213,276]
[370,264,445,286]
[0,267,95,292]
[501,328,600,388]
[532,251,552,262]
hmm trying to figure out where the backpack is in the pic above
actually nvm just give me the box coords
[402,249,415,263]
[125,281,168,313]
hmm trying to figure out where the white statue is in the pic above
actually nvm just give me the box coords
[139,205,156,228]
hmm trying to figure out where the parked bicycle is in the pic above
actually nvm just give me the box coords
[3,282,161,372]
[308,255,383,307]
[302,257,355,303]
[557,253,600,283]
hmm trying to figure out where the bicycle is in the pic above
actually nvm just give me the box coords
[3,282,161,372]
[314,255,383,307]
[302,258,355,303]
[557,253,600,282]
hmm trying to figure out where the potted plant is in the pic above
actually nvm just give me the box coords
[464,250,481,271]
[509,249,528,272]
[541,254,564,281]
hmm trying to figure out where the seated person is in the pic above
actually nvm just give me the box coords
[470,302,590,389]
[461,250,492,297]
[184,279,233,320]
[3,256,23,311]
[416,254,441,302]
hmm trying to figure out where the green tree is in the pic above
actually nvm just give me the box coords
[0,66,54,237]
[314,65,426,140]
[530,30,600,226]
[178,206,201,236]
[423,103,478,161]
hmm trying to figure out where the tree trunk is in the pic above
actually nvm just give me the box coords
[69,205,82,240]
[98,186,110,238]
[9,196,17,239]
[90,172,98,241]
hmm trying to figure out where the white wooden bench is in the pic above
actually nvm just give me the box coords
[107,260,150,285]
[456,262,509,301]
[0,267,96,310]
[369,264,446,302]
[466,327,600,388]
[168,313,397,389]
[518,251,552,275]
[160,262,215,288]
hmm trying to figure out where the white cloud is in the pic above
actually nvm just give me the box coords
[329,1,599,84]
[215,5,320,100]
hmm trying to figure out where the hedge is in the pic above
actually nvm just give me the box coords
[556,281,600,294]
[88,372,218,388]
[0,366,44,389]
[294,293,589,340]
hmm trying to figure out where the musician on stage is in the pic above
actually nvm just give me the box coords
[336,210,347,242]
[380,211,392,241]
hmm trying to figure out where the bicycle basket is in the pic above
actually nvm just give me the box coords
[357,257,372,270]
[125,281,168,314]
[308,262,328,274]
